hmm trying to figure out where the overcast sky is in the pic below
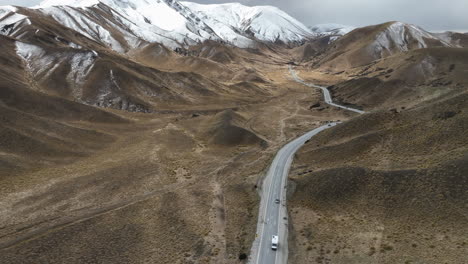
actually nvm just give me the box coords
[1,0,467,32]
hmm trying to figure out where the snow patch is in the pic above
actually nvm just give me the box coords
[68,51,95,99]
[68,41,82,49]
[0,12,27,27]
[182,1,314,44]
[309,23,355,36]
[16,41,96,99]
[416,56,436,78]
[369,22,450,57]
[15,41,46,61]
[69,52,95,84]
[15,41,58,80]
[0,5,17,13]
[40,6,125,52]
[109,69,122,91]
[28,0,313,50]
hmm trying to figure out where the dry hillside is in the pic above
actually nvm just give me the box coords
[327,47,468,110]
[310,22,450,71]
[0,3,466,262]
[289,88,468,264]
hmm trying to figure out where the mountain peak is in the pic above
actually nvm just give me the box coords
[309,23,356,36]
[6,1,314,51]
[375,21,450,50]
[182,1,314,44]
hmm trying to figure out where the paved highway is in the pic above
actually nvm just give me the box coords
[249,66,365,264]
[248,123,339,264]
[289,66,366,114]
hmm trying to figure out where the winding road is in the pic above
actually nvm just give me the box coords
[289,67,365,114]
[248,66,365,264]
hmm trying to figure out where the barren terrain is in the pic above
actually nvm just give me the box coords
[0,51,351,263]
[288,73,467,264]
[1,3,466,263]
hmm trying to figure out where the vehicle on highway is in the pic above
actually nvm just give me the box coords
[275,198,280,204]
[272,235,279,250]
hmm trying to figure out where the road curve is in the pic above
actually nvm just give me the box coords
[248,67,365,264]
[289,66,366,114]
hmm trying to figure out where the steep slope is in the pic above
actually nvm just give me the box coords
[289,90,468,264]
[309,23,355,42]
[0,34,125,175]
[328,47,468,110]
[0,1,281,112]
[36,0,221,51]
[0,3,273,113]
[289,24,356,62]
[181,2,315,45]
[1,0,313,51]
[13,37,255,112]
[309,24,355,36]
[1,0,221,52]
[433,31,468,48]
[315,22,452,70]
[199,110,267,147]
[290,37,335,62]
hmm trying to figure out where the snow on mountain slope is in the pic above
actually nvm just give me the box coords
[316,21,453,71]
[34,0,221,51]
[432,31,468,48]
[2,0,315,51]
[0,12,27,28]
[309,24,355,36]
[0,6,30,36]
[308,23,356,43]
[181,2,315,44]
[39,0,314,48]
[370,22,451,56]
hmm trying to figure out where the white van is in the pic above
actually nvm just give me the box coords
[271,235,279,250]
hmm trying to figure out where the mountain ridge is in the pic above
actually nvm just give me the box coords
[311,21,453,70]
[0,0,315,51]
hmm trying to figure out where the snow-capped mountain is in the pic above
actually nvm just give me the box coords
[36,0,222,51]
[316,21,453,70]
[309,23,355,36]
[182,2,315,45]
[432,31,468,48]
[308,23,355,43]
[0,0,314,52]
[369,22,452,56]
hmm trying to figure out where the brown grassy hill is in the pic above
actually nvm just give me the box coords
[289,90,468,264]
[0,35,126,175]
[312,22,450,71]
[290,36,337,62]
[327,47,468,110]
[132,42,238,81]
[14,37,265,112]
[0,9,275,113]
[0,63,322,264]
[199,109,267,147]
[189,41,244,64]
[132,41,273,86]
